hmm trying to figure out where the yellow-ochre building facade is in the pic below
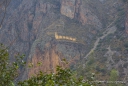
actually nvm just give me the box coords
[55,32,76,42]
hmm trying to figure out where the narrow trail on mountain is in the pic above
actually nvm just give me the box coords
[84,26,117,59]
[84,15,118,59]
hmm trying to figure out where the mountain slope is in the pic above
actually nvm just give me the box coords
[0,0,128,84]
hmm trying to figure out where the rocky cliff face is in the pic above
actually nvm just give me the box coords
[61,0,76,19]
[0,0,128,83]
[61,0,102,27]
[125,6,128,33]
[28,44,66,77]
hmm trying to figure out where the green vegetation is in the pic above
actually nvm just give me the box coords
[108,69,118,86]
[0,44,93,86]
[18,66,92,86]
[0,43,25,86]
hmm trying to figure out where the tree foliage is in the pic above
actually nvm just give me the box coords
[0,43,14,85]
[0,43,25,86]
[18,66,92,86]
[108,69,119,86]
[0,44,93,86]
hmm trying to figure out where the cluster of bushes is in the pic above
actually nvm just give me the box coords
[0,44,93,86]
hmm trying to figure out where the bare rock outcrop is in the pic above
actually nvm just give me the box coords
[61,0,76,19]
[28,45,65,77]
[60,0,102,27]
[125,10,128,33]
